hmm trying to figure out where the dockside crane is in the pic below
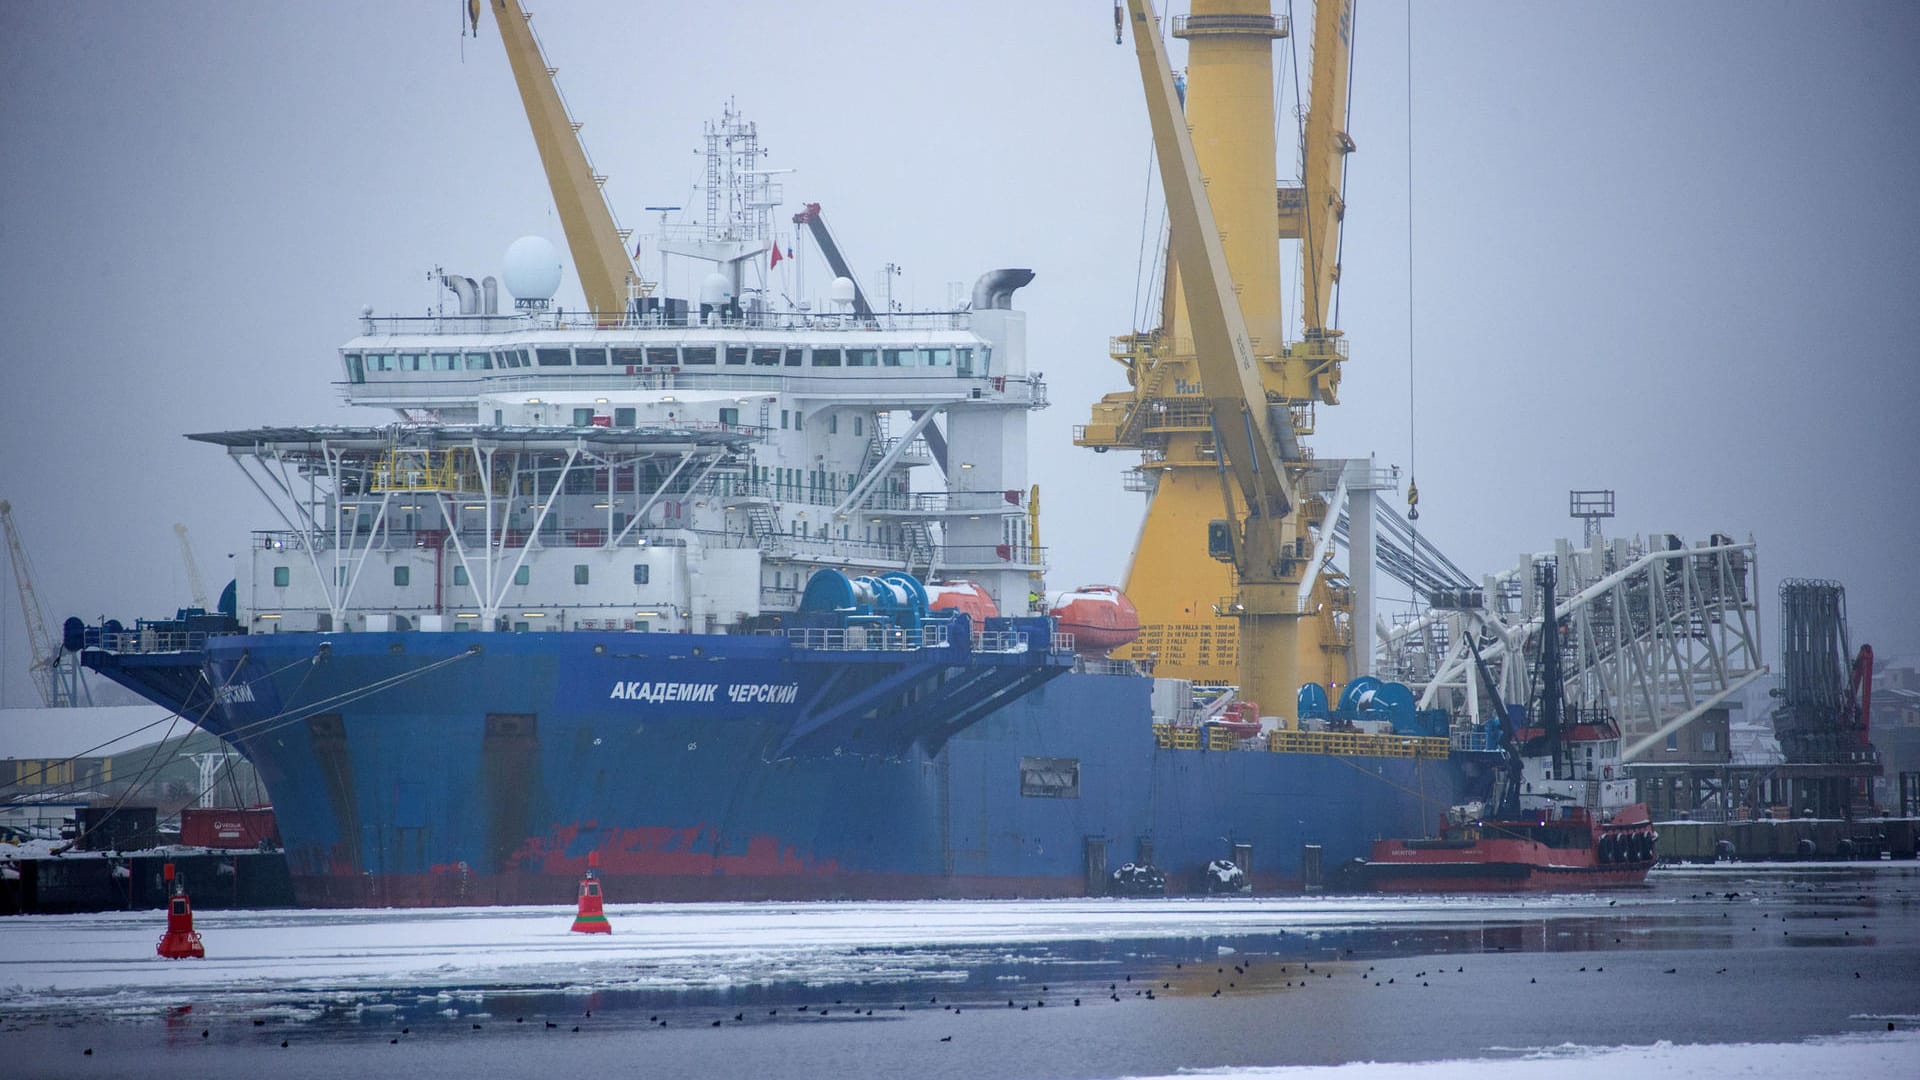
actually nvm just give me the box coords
[0,500,83,707]
[1123,0,1307,715]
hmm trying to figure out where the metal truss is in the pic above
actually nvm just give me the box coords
[1375,532,1767,762]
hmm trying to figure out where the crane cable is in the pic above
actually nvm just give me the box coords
[1404,0,1421,550]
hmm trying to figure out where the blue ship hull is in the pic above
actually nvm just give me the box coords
[90,629,1463,906]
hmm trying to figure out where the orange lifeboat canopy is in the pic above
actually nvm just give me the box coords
[927,580,1000,624]
[1050,585,1141,657]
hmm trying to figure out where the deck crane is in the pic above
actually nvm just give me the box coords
[790,203,875,319]
[1082,0,1356,688]
[174,523,210,611]
[489,0,637,322]
[1123,0,1307,716]
[0,500,80,707]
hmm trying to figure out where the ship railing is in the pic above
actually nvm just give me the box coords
[1149,722,1451,760]
[972,629,1030,654]
[780,623,953,652]
[1450,728,1501,753]
[357,309,975,336]
[93,630,210,654]
[1268,730,1452,760]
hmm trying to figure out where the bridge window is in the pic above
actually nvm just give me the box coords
[613,347,645,367]
[400,353,426,371]
[432,352,458,371]
[574,348,607,366]
[273,566,289,587]
[464,352,491,370]
[923,348,951,367]
[752,347,780,366]
[536,348,572,367]
[954,347,974,375]
[366,353,396,372]
[847,348,877,367]
[345,353,365,383]
[882,349,910,367]
[783,348,803,367]
[684,346,716,365]
[812,349,842,367]
[394,566,411,587]
[646,347,678,366]
[725,347,748,366]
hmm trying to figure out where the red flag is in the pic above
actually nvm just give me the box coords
[769,242,784,268]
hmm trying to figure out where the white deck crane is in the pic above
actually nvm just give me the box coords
[174,523,211,611]
[0,499,82,707]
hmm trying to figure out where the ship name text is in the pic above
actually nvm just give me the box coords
[605,681,801,705]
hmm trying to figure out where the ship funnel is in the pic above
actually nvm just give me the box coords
[482,276,500,314]
[441,273,480,315]
[970,268,1035,311]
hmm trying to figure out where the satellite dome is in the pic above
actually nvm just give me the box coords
[829,276,857,309]
[699,271,734,307]
[502,235,564,306]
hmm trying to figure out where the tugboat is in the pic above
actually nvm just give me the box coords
[1364,563,1657,892]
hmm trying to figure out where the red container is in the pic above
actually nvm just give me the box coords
[179,807,279,849]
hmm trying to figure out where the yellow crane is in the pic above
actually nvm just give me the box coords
[488,0,636,321]
[1080,0,1355,691]
[1120,0,1307,718]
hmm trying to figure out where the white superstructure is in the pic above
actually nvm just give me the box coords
[207,118,1047,637]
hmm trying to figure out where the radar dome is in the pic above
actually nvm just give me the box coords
[829,276,857,309]
[699,271,734,307]
[502,235,564,306]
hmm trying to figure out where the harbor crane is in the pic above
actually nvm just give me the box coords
[1123,0,1308,716]
[0,500,83,707]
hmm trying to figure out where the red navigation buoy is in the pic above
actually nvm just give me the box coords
[570,851,611,934]
[156,863,206,959]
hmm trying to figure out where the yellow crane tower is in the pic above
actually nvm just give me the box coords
[489,0,637,321]
[1079,0,1355,698]
[1113,0,1313,719]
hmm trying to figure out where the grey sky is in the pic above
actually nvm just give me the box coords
[1,2,1915,709]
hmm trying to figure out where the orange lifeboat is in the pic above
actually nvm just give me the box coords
[1049,585,1141,656]
[927,580,1000,623]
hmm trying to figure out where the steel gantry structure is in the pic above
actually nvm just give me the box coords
[1376,531,1766,763]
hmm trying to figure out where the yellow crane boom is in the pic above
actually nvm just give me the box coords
[1124,0,1303,714]
[489,0,634,320]
[1277,0,1356,339]
[1125,0,1295,521]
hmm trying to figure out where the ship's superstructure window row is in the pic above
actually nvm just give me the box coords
[344,344,980,378]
